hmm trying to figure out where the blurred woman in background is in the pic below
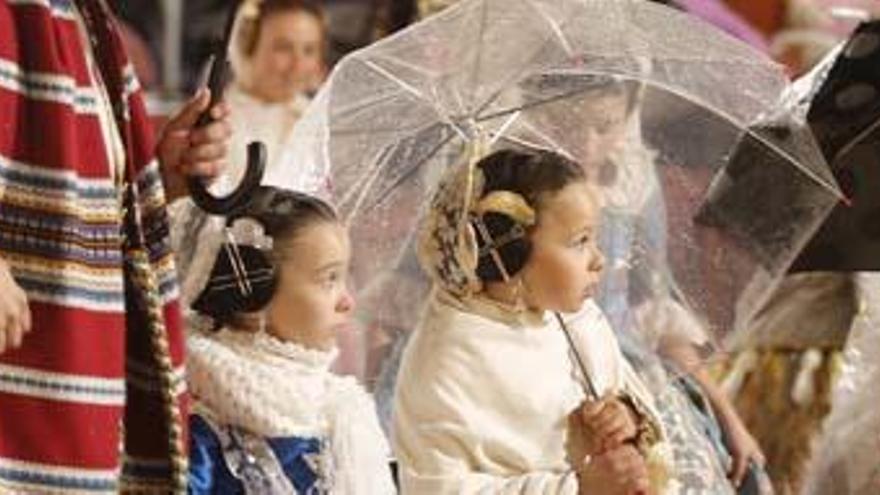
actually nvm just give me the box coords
[224,0,330,195]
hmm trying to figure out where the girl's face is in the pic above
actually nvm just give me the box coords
[265,221,355,350]
[531,91,631,172]
[520,181,605,313]
[249,9,325,103]
[573,92,630,170]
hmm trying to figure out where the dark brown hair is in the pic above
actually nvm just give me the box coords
[474,148,587,282]
[241,187,338,262]
[478,148,586,207]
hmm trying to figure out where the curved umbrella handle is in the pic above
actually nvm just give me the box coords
[187,141,266,215]
[185,0,266,215]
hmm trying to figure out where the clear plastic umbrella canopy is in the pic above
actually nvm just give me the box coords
[275,0,844,379]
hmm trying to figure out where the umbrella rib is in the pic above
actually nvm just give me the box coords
[468,0,586,121]
[522,0,573,58]
[469,28,571,118]
[467,0,490,115]
[331,124,443,137]
[629,77,843,200]
[474,84,621,123]
[368,53,438,80]
[358,131,460,215]
[451,80,469,120]
[331,90,413,121]
[359,57,435,109]
[357,56,473,142]
[503,119,578,160]
[472,66,844,201]
[338,122,451,213]
[338,144,396,221]
[833,114,880,165]
[487,110,522,148]
[743,129,844,201]
[494,132,571,158]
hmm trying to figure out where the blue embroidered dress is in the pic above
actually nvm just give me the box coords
[594,156,739,494]
[189,415,327,494]
[185,329,396,495]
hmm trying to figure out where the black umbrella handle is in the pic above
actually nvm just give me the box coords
[187,141,267,216]
[187,1,266,215]
[196,0,237,126]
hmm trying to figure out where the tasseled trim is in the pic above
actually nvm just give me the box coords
[720,349,758,398]
[791,349,823,407]
[722,347,841,495]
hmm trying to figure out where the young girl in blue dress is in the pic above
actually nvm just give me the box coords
[183,187,395,494]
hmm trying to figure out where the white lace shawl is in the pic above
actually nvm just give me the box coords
[187,329,396,494]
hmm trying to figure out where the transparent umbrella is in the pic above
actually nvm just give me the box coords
[275,0,844,392]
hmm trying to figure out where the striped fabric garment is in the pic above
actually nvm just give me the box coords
[0,0,188,492]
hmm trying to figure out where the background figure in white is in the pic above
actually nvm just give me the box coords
[221,0,330,196]
[801,272,880,495]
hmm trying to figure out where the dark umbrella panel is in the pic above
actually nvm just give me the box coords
[698,20,880,274]
[794,20,880,271]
